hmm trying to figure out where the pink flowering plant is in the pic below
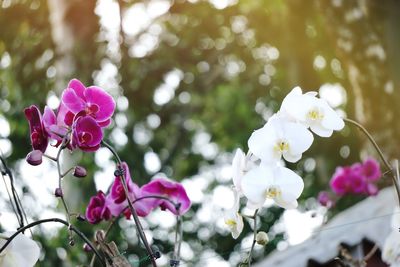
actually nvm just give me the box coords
[317,158,382,209]
[1,79,191,267]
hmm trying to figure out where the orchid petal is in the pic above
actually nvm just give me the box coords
[84,86,116,122]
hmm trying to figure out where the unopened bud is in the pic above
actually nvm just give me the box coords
[77,214,86,222]
[255,231,269,246]
[69,239,75,246]
[83,243,92,252]
[55,188,63,197]
[26,150,43,166]
[73,166,87,178]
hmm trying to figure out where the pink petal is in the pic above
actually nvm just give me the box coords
[61,88,85,114]
[84,86,116,122]
[68,79,86,100]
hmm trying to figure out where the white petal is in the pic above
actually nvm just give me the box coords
[241,165,274,206]
[284,122,314,155]
[310,123,333,137]
[0,233,40,267]
[321,103,345,131]
[283,152,302,163]
[248,124,278,163]
[274,198,298,209]
[232,215,244,239]
[232,148,246,193]
[274,167,304,200]
[305,91,318,97]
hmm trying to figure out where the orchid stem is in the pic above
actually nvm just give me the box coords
[0,218,106,266]
[101,140,158,267]
[247,209,258,267]
[56,137,74,243]
[344,118,400,207]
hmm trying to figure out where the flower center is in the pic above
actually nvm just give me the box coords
[307,108,324,121]
[225,219,237,227]
[265,187,280,199]
[85,104,99,117]
[79,132,93,144]
[274,140,289,153]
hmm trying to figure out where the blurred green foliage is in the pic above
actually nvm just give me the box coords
[1,0,400,266]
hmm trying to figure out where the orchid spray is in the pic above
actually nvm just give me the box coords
[1,79,191,267]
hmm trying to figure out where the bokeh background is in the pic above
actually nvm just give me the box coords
[1,0,400,266]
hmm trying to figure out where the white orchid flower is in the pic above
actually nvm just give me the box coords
[383,230,400,267]
[241,164,304,209]
[280,87,344,137]
[248,114,313,163]
[231,148,257,195]
[0,232,40,267]
[224,190,244,239]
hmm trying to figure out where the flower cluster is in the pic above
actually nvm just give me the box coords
[86,162,191,224]
[225,87,344,238]
[330,158,381,196]
[24,79,116,162]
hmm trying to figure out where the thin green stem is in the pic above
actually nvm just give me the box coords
[344,118,400,207]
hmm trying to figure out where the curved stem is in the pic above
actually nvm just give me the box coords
[101,141,157,267]
[0,218,106,266]
[344,118,400,207]
[247,209,258,266]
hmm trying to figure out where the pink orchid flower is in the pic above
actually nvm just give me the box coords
[107,162,153,217]
[141,178,191,215]
[70,114,103,152]
[24,105,49,153]
[361,158,381,182]
[61,79,115,127]
[85,191,112,224]
[329,158,382,197]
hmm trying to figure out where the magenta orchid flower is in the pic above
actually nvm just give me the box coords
[24,105,49,152]
[329,158,382,197]
[361,158,381,181]
[141,178,191,215]
[85,191,112,224]
[71,114,103,152]
[61,79,116,127]
[107,162,153,217]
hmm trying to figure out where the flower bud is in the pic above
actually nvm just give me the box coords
[55,188,63,198]
[76,214,86,222]
[26,150,43,166]
[83,243,92,252]
[73,166,87,178]
[256,231,269,246]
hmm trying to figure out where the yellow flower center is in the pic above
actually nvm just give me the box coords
[225,219,237,226]
[307,109,324,121]
[274,141,289,153]
[265,187,280,199]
